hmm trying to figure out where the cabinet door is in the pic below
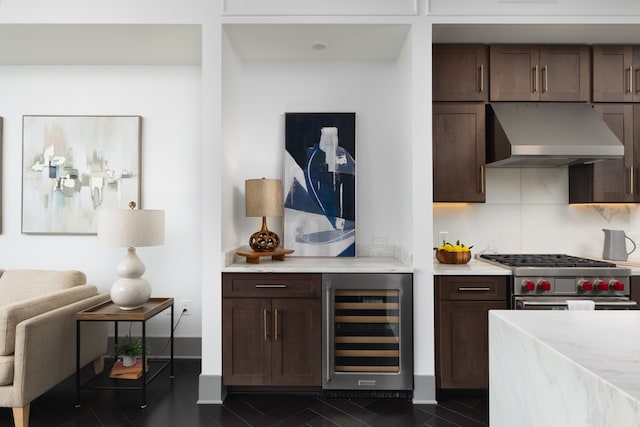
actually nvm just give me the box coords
[593,45,635,102]
[631,276,640,309]
[436,300,507,389]
[222,298,272,385]
[539,45,590,101]
[569,104,635,203]
[271,298,321,386]
[433,44,488,101]
[490,45,539,101]
[433,103,485,202]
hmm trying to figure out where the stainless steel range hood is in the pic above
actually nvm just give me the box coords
[487,103,624,167]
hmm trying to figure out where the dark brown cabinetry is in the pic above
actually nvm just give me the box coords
[569,104,640,203]
[435,275,508,389]
[489,45,590,101]
[222,273,322,386]
[593,45,640,102]
[433,45,488,102]
[433,103,485,202]
[631,276,640,309]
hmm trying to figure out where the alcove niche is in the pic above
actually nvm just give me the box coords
[220,23,414,256]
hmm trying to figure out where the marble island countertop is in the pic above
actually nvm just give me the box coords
[489,310,640,426]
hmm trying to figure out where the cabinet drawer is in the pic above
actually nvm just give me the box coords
[223,273,321,298]
[436,276,507,301]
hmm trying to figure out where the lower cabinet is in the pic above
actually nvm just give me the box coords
[435,275,508,389]
[631,276,640,309]
[222,273,322,386]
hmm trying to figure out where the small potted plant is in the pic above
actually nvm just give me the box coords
[114,335,150,367]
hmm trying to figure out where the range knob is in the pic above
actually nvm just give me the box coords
[578,281,593,292]
[523,280,536,292]
[538,280,551,292]
[595,281,609,292]
[610,281,625,291]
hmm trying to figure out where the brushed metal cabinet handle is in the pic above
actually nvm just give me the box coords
[542,65,548,93]
[480,165,485,194]
[533,65,539,93]
[274,309,279,341]
[458,287,492,292]
[256,284,287,288]
[630,166,635,195]
[629,66,634,94]
[263,309,269,341]
[479,64,484,93]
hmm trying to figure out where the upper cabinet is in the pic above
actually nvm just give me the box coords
[569,104,640,203]
[489,45,590,102]
[433,45,488,102]
[593,45,640,102]
[432,103,486,203]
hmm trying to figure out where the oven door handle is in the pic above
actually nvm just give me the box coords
[593,301,638,308]
[518,300,638,309]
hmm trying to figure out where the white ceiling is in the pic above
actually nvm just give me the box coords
[223,24,411,61]
[1,23,636,66]
[0,24,202,65]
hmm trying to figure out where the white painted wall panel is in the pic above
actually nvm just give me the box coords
[224,0,418,16]
[428,0,640,16]
[0,65,203,338]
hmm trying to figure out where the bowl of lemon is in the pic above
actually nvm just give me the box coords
[434,240,473,264]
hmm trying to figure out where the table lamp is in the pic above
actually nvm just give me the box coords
[245,178,283,252]
[98,201,165,310]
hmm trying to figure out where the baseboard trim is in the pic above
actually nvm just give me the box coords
[412,375,436,404]
[198,374,226,403]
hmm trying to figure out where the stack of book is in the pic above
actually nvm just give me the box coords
[110,359,149,380]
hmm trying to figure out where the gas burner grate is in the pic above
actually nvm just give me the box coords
[479,254,617,268]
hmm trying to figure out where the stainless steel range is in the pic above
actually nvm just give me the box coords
[478,254,636,310]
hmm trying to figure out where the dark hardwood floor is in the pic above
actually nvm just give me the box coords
[0,359,487,427]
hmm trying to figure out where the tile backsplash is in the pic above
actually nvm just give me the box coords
[433,167,640,260]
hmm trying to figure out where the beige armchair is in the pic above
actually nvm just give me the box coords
[0,270,109,427]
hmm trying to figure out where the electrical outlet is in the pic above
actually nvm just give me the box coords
[373,235,388,246]
[180,300,191,315]
[168,300,191,316]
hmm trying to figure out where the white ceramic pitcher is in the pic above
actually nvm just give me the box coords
[602,229,636,261]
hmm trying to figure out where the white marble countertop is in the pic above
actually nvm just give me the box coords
[492,310,640,404]
[490,310,640,426]
[433,257,511,275]
[223,256,413,273]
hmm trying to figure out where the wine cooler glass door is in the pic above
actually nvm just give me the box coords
[323,273,412,391]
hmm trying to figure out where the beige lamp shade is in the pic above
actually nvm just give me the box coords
[98,208,165,248]
[245,178,284,217]
[97,203,165,310]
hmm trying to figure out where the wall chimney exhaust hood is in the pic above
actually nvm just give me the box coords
[486,103,624,167]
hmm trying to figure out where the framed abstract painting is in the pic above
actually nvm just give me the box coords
[284,112,356,257]
[21,115,141,235]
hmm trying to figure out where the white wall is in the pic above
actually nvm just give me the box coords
[221,45,413,256]
[0,65,203,337]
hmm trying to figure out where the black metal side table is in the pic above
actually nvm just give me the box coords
[75,297,174,408]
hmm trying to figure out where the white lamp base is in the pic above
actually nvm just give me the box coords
[111,247,152,310]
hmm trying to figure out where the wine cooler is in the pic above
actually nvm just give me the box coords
[322,273,413,392]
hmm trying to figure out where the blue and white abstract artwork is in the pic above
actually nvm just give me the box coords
[284,113,356,257]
